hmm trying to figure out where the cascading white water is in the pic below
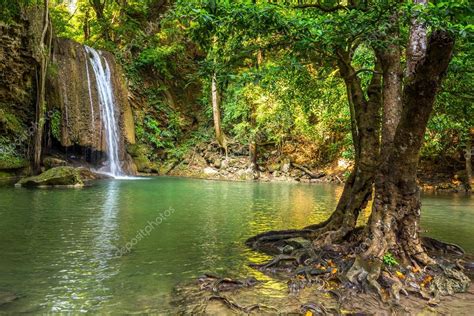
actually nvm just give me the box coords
[84,45,124,177]
[84,49,95,133]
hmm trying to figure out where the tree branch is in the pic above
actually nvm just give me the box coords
[354,68,382,77]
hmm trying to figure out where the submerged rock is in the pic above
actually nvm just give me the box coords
[15,166,83,188]
[0,291,18,306]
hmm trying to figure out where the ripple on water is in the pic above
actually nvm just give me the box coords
[0,178,472,313]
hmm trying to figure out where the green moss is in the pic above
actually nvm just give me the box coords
[50,109,62,141]
[0,107,24,134]
[0,171,15,179]
[0,156,28,170]
[16,166,83,187]
[47,62,60,79]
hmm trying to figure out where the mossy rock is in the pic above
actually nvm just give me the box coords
[126,143,142,157]
[0,157,29,170]
[0,171,16,181]
[15,166,83,188]
[43,156,67,170]
[127,144,157,173]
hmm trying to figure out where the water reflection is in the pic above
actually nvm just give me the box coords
[45,181,120,312]
[0,178,472,314]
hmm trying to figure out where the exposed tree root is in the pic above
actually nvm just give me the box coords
[197,274,260,292]
[245,224,471,306]
[300,301,329,315]
[422,237,465,256]
[204,295,277,314]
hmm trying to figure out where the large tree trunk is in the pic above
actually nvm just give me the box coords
[89,0,110,41]
[377,13,403,152]
[33,0,52,173]
[249,49,264,173]
[465,130,473,191]
[345,30,456,300]
[360,31,455,266]
[301,51,383,248]
[246,52,382,249]
[83,8,91,41]
[211,72,227,155]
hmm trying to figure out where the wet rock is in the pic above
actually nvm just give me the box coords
[267,163,281,173]
[15,166,83,188]
[0,171,16,180]
[47,38,136,173]
[77,167,111,180]
[221,159,229,170]
[0,291,18,306]
[213,159,221,169]
[236,168,254,180]
[159,161,177,175]
[203,167,219,175]
[43,157,67,170]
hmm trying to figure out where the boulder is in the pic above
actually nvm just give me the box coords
[0,291,18,306]
[281,161,291,173]
[213,159,222,169]
[221,159,229,170]
[43,157,67,170]
[267,163,281,173]
[203,167,219,175]
[15,166,83,188]
[77,167,111,180]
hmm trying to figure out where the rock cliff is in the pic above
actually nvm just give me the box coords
[1,8,137,175]
[47,38,136,173]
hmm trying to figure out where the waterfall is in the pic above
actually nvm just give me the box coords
[84,46,124,177]
[84,49,95,133]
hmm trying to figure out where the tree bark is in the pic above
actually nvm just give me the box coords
[89,0,106,20]
[306,51,382,245]
[212,72,227,155]
[376,13,403,152]
[465,130,473,191]
[249,48,263,173]
[33,0,52,173]
[83,8,91,41]
[247,50,383,247]
[362,31,455,266]
[89,0,110,41]
[406,0,428,77]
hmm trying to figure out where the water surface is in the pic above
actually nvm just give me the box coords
[0,177,472,313]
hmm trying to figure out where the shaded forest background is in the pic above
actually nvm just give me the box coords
[0,0,472,189]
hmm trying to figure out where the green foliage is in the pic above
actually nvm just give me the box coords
[422,38,474,160]
[383,252,399,267]
[0,136,28,169]
[50,109,61,141]
[45,0,473,168]
[0,107,23,135]
[0,0,33,23]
